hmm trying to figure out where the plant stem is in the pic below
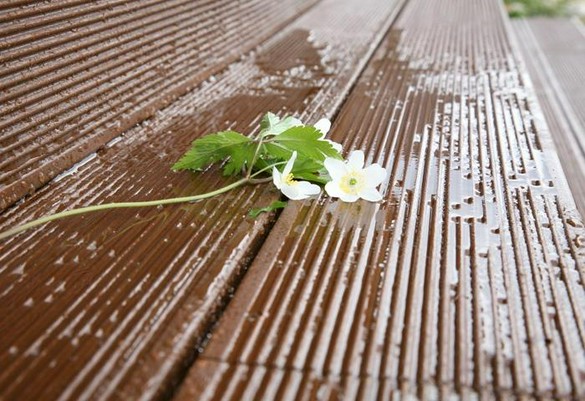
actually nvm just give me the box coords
[246,135,265,178]
[0,162,286,241]
[0,178,247,241]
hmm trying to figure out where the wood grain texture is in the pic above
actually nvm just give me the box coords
[0,0,403,399]
[177,1,585,400]
[512,18,585,220]
[0,0,318,211]
[178,359,564,401]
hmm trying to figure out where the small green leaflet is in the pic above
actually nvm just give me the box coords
[172,131,256,176]
[248,200,287,218]
[260,112,280,132]
[260,112,301,135]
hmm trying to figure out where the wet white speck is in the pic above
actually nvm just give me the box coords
[73,255,79,264]
[108,250,115,258]
[44,294,54,303]
[24,298,34,307]
[87,241,97,251]
[54,256,65,265]
[9,346,18,355]
[1,284,14,297]
[95,329,104,338]
[55,282,66,293]
[79,322,92,336]
[25,342,40,357]
[11,264,25,277]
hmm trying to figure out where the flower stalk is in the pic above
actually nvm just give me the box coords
[0,162,283,241]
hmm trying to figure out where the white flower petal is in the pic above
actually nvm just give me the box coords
[295,181,321,197]
[359,187,383,202]
[325,181,343,198]
[347,150,364,170]
[338,192,360,203]
[281,184,301,200]
[362,164,387,187]
[283,151,297,177]
[314,118,331,135]
[325,181,358,202]
[272,167,282,189]
[324,158,347,181]
[281,181,319,200]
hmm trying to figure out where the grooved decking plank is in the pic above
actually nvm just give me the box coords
[177,1,585,399]
[511,18,585,219]
[177,360,559,401]
[0,0,404,399]
[0,0,318,211]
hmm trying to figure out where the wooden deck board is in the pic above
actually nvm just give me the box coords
[177,1,585,399]
[177,359,557,401]
[511,17,585,219]
[0,0,318,211]
[0,0,404,399]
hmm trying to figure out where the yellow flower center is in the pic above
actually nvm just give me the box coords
[339,172,363,194]
[284,173,296,186]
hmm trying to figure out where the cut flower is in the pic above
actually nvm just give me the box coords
[324,150,386,202]
[273,151,321,200]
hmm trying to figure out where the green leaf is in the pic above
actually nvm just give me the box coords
[248,200,288,218]
[260,112,280,132]
[261,113,302,136]
[262,142,293,161]
[172,131,256,176]
[272,126,341,161]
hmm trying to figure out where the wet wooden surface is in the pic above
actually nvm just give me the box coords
[0,0,317,210]
[177,1,585,400]
[0,0,404,399]
[512,17,585,218]
[1,1,585,400]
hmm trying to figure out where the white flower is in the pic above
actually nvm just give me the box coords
[272,151,321,200]
[324,150,386,202]
[313,118,342,152]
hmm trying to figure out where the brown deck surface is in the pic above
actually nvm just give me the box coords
[512,17,585,219]
[0,0,317,210]
[1,1,585,401]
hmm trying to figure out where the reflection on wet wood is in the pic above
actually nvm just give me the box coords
[0,0,403,399]
[177,1,585,400]
[512,18,585,219]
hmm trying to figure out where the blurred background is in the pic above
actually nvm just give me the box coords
[505,0,585,20]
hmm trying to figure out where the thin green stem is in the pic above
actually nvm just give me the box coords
[0,162,286,241]
[246,136,265,178]
[0,178,246,241]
